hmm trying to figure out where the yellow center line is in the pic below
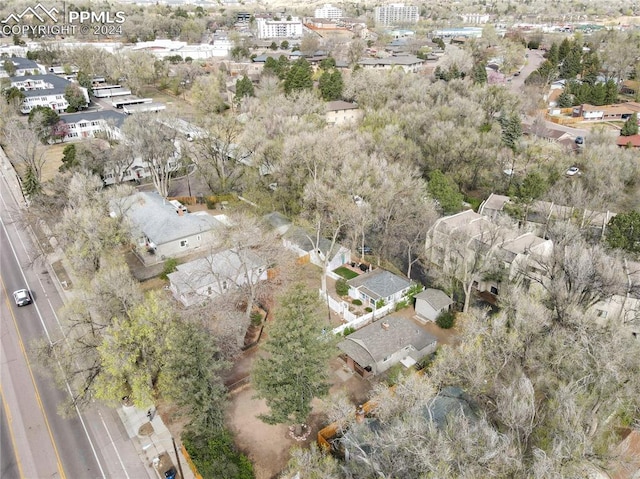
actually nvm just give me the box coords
[0,382,25,479]
[1,275,67,479]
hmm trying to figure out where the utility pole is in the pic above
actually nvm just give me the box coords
[172,437,185,479]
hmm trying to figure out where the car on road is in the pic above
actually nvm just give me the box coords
[566,166,580,176]
[12,289,32,306]
[575,136,584,145]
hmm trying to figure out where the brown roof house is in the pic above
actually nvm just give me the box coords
[338,315,437,377]
[325,100,363,127]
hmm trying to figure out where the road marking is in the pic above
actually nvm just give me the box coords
[0,216,108,479]
[0,383,25,479]
[0,282,67,479]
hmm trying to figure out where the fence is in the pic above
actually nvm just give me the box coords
[321,289,395,335]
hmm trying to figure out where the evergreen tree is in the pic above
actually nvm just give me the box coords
[22,165,42,198]
[621,113,639,136]
[3,59,16,77]
[427,169,463,214]
[318,70,343,101]
[472,62,488,85]
[604,79,618,104]
[499,113,522,151]
[283,58,313,94]
[557,38,571,62]
[580,51,601,84]
[559,47,581,79]
[234,75,254,102]
[556,90,573,107]
[545,42,559,65]
[64,84,87,113]
[59,144,78,172]
[252,284,334,430]
[606,210,640,253]
[28,105,60,143]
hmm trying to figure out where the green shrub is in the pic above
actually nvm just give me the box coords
[436,311,456,329]
[375,299,385,309]
[335,278,349,296]
[250,311,263,326]
[342,326,355,336]
[395,300,408,311]
[385,364,405,386]
[352,299,363,306]
[183,429,254,479]
[160,258,178,280]
[364,307,373,313]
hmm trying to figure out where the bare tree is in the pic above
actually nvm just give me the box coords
[2,118,47,182]
[121,113,181,197]
[191,115,245,194]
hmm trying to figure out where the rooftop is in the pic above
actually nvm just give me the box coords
[10,74,73,96]
[347,269,411,300]
[59,110,126,129]
[415,288,453,312]
[337,315,437,367]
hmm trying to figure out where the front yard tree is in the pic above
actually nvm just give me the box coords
[318,70,343,101]
[234,74,254,102]
[3,59,16,76]
[28,106,60,143]
[64,84,87,112]
[3,118,47,187]
[252,284,334,434]
[284,58,313,94]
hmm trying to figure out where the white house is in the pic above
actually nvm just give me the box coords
[338,315,437,377]
[283,226,350,270]
[347,268,412,308]
[325,101,363,126]
[255,17,304,39]
[111,192,225,265]
[59,110,126,142]
[358,55,424,73]
[415,288,454,322]
[10,74,88,114]
[168,248,268,307]
[0,57,46,78]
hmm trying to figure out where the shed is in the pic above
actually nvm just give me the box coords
[414,288,453,322]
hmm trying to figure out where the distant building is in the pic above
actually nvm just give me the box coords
[314,4,343,19]
[460,13,490,24]
[59,110,126,142]
[325,101,363,126]
[374,4,419,26]
[255,16,303,39]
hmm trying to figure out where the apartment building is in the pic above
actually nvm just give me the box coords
[374,3,419,26]
[314,4,343,19]
[10,74,88,114]
[255,16,303,39]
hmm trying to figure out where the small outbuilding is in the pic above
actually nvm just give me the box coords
[414,288,453,323]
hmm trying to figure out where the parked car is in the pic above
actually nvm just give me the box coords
[357,246,373,254]
[164,467,177,479]
[575,136,585,145]
[12,289,32,307]
[566,166,580,176]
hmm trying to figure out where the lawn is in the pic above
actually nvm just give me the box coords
[334,266,358,280]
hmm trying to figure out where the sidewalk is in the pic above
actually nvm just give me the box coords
[118,404,195,479]
[1,147,195,479]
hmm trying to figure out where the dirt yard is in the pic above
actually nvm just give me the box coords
[226,355,372,479]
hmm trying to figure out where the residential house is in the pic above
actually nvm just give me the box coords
[573,102,640,121]
[346,268,412,308]
[168,248,267,307]
[325,101,363,126]
[358,54,424,73]
[0,57,46,77]
[338,315,437,377]
[283,226,351,269]
[414,288,454,323]
[59,110,126,142]
[621,80,640,96]
[263,211,293,236]
[111,192,225,265]
[425,209,553,299]
[10,74,89,114]
[617,134,640,148]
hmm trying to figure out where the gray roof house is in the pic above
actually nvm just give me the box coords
[283,226,350,270]
[112,191,225,265]
[168,248,267,307]
[415,288,454,322]
[10,74,89,114]
[347,269,412,307]
[338,315,437,377]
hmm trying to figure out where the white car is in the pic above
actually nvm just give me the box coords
[12,289,32,307]
[566,166,580,176]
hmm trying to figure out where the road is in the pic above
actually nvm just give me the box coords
[0,159,153,478]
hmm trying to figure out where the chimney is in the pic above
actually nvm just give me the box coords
[381,321,390,330]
